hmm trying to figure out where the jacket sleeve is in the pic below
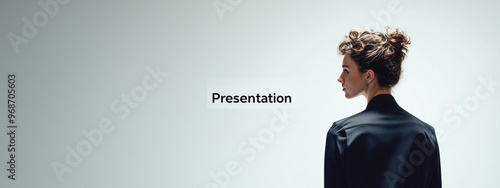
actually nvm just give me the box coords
[428,128,442,188]
[324,123,348,188]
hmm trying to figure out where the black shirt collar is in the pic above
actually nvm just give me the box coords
[365,94,399,110]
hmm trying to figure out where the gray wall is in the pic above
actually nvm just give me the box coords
[1,0,498,187]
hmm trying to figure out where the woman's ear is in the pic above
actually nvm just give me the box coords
[366,69,375,83]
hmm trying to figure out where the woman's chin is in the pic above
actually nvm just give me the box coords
[344,93,354,99]
[344,92,360,99]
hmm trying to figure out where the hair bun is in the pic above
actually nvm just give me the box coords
[386,29,410,52]
[338,28,411,88]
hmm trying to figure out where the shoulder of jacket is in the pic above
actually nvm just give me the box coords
[402,110,436,133]
[329,110,368,134]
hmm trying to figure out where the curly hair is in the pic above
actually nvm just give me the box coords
[338,28,411,88]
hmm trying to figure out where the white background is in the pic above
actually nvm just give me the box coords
[1,0,499,187]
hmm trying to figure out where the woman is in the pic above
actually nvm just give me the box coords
[324,29,441,188]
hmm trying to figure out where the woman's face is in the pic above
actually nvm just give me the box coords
[337,54,367,99]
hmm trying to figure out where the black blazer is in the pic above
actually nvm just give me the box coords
[324,94,441,188]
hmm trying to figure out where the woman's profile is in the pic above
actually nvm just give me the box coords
[324,29,441,188]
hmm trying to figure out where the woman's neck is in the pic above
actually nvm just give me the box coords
[365,85,391,103]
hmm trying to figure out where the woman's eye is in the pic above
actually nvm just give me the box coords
[343,69,349,74]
